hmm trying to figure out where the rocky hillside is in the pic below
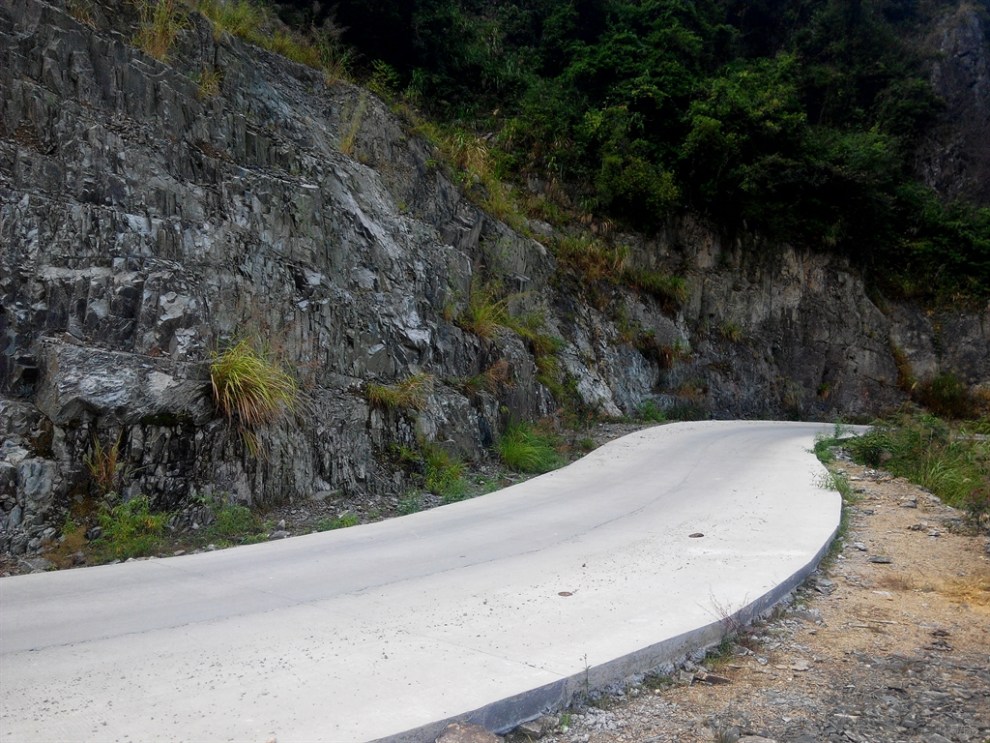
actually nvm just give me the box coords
[1,0,987,556]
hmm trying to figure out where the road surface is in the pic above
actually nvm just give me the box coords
[0,420,841,742]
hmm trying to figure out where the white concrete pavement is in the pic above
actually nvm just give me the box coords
[0,420,843,742]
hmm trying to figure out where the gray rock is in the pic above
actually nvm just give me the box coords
[435,722,500,743]
[0,0,987,556]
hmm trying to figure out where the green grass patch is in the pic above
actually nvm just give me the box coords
[315,512,360,531]
[497,422,563,474]
[203,502,265,544]
[845,412,989,519]
[93,496,169,561]
[637,400,668,423]
[423,444,467,502]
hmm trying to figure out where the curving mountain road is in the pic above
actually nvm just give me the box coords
[0,421,842,742]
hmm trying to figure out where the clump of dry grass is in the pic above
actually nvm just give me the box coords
[210,340,298,427]
[365,373,433,411]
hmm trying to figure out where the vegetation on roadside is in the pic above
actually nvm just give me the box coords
[845,412,990,520]
[91,496,170,561]
[497,421,563,474]
[423,443,469,502]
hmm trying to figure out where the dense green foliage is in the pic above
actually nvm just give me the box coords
[282,0,989,298]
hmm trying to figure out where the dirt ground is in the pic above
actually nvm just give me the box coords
[528,455,990,743]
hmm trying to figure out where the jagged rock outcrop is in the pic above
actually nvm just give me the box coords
[917,1,990,204]
[1,0,987,556]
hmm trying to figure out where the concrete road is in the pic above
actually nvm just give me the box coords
[0,421,841,742]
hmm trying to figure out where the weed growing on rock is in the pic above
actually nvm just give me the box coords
[454,281,510,339]
[133,0,186,61]
[196,66,222,98]
[365,373,433,412]
[210,340,299,428]
[84,434,125,496]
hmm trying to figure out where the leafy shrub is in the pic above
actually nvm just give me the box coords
[210,340,298,428]
[497,422,562,474]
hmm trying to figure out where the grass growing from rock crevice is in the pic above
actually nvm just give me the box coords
[365,373,433,412]
[210,340,299,427]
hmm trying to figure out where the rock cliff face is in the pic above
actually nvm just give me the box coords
[917,1,990,205]
[1,0,987,555]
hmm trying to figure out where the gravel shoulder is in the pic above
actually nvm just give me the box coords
[520,455,990,743]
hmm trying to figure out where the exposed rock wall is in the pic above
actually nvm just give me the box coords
[917,1,990,204]
[1,0,987,555]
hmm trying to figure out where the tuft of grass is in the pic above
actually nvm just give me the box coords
[339,92,369,156]
[497,422,563,474]
[423,444,467,502]
[93,496,169,561]
[84,433,125,495]
[554,235,628,285]
[196,0,265,42]
[454,281,510,339]
[622,267,689,308]
[196,66,223,98]
[366,373,433,412]
[637,400,668,423]
[133,0,187,61]
[210,340,299,428]
[719,320,744,343]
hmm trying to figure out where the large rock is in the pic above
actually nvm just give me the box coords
[0,0,986,552]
